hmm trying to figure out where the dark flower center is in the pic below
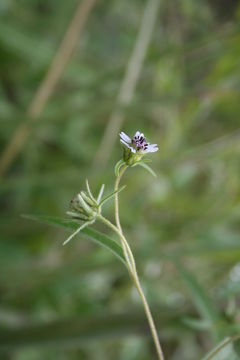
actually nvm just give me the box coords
[132,134,148,151]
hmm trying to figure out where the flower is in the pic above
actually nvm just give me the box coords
[120,131,158,154]
[119,131,158,166]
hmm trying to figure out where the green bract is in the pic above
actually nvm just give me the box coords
[123,147,144,166]
[67,182,103,222]
[64,180,126,245]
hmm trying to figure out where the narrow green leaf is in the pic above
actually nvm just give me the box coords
[175,262,222,342]
[97,184,105,204]
[114,159,125,176]
[63,221,93,246]
[202,336,240,360]
[23,215,126,266]
[135,161,157,177]
[99,185,126,206]
[85,179,95,202]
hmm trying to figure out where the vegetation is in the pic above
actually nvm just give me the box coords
[1,0,240,359]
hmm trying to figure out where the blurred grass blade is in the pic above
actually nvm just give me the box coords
[181,317,212,331]
[23,214,126,266]
[202,336,240,360]
[176,263,222,341]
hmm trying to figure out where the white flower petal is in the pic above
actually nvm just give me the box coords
[134,131,141,138]
[139,144,158,154]
[146,144,158,153]
[120,139,130,148]
[150,143,158,149]
[120,132,131,144]
[120,139,136,153]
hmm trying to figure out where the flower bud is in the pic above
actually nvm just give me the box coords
[69,192,99,221]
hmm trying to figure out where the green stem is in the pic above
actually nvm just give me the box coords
[98,215,137,279]
[105,166,165,360]
[113,163,136,271]
[113,164,137,273]
[98,214,164,360]
[114,164,128,233]
[203,335,240,360]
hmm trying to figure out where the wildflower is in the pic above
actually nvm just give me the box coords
[119,131,158,167]
[120,131,158,154]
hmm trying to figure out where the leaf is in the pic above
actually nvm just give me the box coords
[135,161,157,177]
[175,262,222,342]
[99,185,126,206]
[97,184,105,204]
[22,215,126,266]
[63,220,94,246]
[114,159,125,176]
[202,336,240,360]
[85,179,95,202]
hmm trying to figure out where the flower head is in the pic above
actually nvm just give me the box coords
[120,131,158,154]
[119,131,158,166]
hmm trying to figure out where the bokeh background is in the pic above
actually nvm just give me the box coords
[1,0,240,359]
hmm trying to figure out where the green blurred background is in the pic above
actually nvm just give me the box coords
[1,0,240,359]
